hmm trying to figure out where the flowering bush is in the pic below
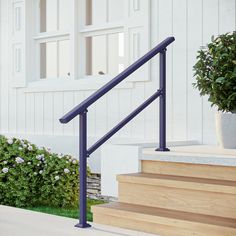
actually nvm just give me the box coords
[0,135,90,208]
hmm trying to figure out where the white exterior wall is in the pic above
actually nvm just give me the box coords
[0,0,235,173]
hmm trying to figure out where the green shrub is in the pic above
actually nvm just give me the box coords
[0,135,90,208]
[193,31,236,112]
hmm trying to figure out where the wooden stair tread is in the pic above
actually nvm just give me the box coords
[118,173,236,186]
[92,202,236,229]
[117,173,236,194]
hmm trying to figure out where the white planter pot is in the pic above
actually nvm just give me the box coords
[215,112,236,149]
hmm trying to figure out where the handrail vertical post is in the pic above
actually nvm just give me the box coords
[156,49,170,152]
[75,110,91,228]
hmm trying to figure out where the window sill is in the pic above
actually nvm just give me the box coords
[33,31,70,42]
[23,76,133,93]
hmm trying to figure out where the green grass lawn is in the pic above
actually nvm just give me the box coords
[24,199,105,222]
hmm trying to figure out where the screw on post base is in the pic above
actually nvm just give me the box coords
[75,223,91,228]
[155,147,170,152]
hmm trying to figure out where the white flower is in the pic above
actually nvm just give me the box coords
[66,156,70,160]
[55,176,60,181]
[36,154,44,161]
[72,172,75,174]
[64,168,70,174]
[58,153,63,159]
[15,157,24,164]
[2,167,9,173]
[37,164,40,166]
[7,138,13,145]
[18,147,23,151]
[72,160,77,164]
[27,162,31,165]
[69,159,72,162]
[3,161,8,164]
[28,145,33,151]
[23,144,27,148]
[34,172,37,175]
[39,170,43,174]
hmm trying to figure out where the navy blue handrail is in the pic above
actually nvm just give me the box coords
[60,37,175,123]
[59,36,175,229]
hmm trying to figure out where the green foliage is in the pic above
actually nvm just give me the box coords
[25,199,105,221]
[0,135,90,208]
[193,31,236,112]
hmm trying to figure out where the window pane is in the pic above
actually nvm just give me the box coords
[58,40,70,78]
[58,0,70,30]
[108,34,119,75]
[118,33,124,57]
[108,0,124,22]
[118,32,125,73]
[40,41,57,79]
[108,33,125,75]
[87,0,124,25]
[86,0,92,25]
[91,0,107,25]
[91,35,107,75]
[86,33,125,76]
[40,0,57,32]
[40,40,70,79]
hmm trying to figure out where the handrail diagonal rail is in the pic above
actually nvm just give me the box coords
[87,90,162,156]
[59,36,175,228]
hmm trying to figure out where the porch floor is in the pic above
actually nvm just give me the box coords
[0,205,158,236]
[142,145,236,166]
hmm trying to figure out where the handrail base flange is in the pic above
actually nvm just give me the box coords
[75,223,91,228]
[155,147,170,152]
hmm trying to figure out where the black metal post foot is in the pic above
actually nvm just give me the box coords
[75,223,91,228]
[155,147,170,152]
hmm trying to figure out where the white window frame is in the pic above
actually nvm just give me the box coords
[34,0,126,82]
[22,0,149,92]
[77,0,126,78]
[33,0,71,81]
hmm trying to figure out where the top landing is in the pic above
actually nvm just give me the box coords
[142,145,236,167]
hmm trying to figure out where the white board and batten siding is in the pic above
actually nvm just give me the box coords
[0,0,235,173]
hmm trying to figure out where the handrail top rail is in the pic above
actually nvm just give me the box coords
[60,36,175,124]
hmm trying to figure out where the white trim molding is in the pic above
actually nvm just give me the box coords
[10,0,27,88]
[23,76,133,93]
[33,31,70,42]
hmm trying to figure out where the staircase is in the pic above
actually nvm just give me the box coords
[92,157,236,236]
[59,36,236,235]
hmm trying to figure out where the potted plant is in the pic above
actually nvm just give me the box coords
[193,31,236,149]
